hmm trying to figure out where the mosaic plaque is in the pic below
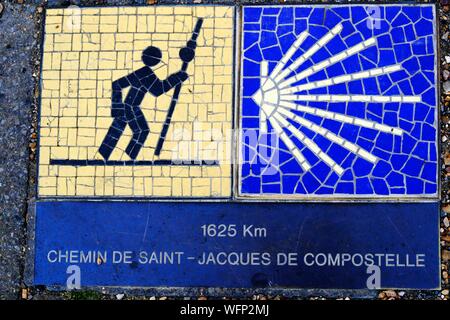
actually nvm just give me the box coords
[34,4,440,290]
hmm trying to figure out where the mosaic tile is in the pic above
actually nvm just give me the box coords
[238,5,438,199]
[39,6,234,198]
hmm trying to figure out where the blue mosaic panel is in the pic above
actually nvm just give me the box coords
[239,5,438,198]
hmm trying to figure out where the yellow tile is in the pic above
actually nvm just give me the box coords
[173,7,192,15]
[82,33,100,51]
[115,177,133,196]
[40,176,57,187]
[39,187,57,196]
[81,8,100,16]
[157,7,174,15]
[43,34,54,53]
[76,177,95,196]
[57,177,67,195]
[71,34,82,51]
[137,7,155,15]
[95,177,105,196]
[45,15,63,33]
[51,146,69,159]
[136,15,147,33]
[59,166,77,177]
[211,178,222,196]
[81,14,100,33]
[194,6,215,18]
[133,177,145,196]
[104,177,114,195]
[192,178,210,196]
[181,178,191,196]
[46,9,63,16]
[118,7,136,15]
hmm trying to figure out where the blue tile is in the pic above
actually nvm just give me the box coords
[241,176,261,193]
[392,12,410,27]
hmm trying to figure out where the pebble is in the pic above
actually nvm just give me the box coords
[378,290,398,300]
[445,56,450,64]
[443,250,450,261]
[442,289,449,296]
[116,293,124,300]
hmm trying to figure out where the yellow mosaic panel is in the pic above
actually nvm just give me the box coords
[39,6,234,197]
